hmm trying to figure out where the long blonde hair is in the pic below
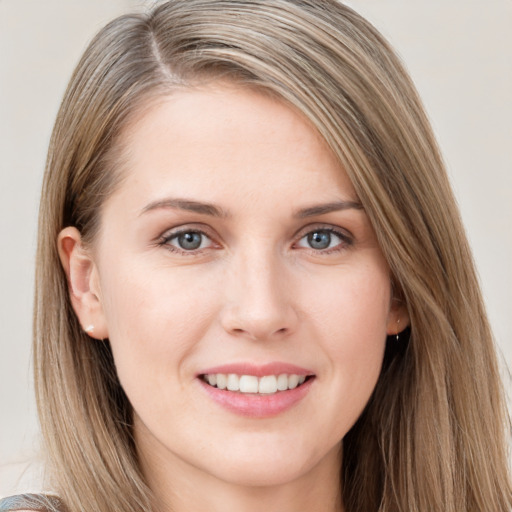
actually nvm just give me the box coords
[34,1,512,511]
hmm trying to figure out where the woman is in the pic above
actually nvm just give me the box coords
[1,0,510,511]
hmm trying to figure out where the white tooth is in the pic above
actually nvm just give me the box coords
[298,375,306,385]
[288,374,300,389]
[227,374,240,391]
[207,374,217,386]
[277,374,288,391]
[259,375,278,394]
[216,374,227,390]
[239,375,259,393]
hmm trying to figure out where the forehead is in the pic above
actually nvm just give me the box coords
[109,83,357,211]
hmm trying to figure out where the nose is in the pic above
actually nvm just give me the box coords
[220,248,299,341]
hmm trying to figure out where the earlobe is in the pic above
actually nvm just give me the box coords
[57,227,109,340]
[386,298,410,338]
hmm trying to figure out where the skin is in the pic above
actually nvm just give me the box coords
[59,83,408,512]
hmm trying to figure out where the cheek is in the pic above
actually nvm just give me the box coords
[307,262,390,424]
[338,269,389,364]
[308,259,391,343]
[98,261,221,395]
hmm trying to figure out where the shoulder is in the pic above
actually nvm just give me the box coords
[0,494,65,512]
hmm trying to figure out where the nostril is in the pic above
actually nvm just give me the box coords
[220,298,298,340]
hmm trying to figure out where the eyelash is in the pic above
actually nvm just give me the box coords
[158,226,217,256]
[294,226,353,254]
[157,225,353,255]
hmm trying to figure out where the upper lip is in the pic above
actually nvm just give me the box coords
[197,362,314,378]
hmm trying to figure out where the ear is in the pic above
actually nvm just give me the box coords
[386,297,410,337]
[57,227,109,340]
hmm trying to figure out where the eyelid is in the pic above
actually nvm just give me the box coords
[157,223,221,253]
[155,222,353,255]
[293,223,353,240]
[293,224,354,252]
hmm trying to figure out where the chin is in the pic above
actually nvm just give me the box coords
[200,436,342,488]
[210,458,316,488]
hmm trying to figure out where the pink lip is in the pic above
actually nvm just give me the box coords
[197,362,314,378]
[197,362,315,418]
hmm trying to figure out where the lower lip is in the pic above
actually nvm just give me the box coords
[198,377,314,418]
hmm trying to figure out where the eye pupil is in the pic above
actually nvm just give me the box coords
[308,231,331,249]
[178,232,202,250]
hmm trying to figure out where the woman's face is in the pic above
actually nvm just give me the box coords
[63,84,405,492]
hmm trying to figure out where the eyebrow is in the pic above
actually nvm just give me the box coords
[140,197,364,218]
[140,198,228,217]
[295,200,364,218]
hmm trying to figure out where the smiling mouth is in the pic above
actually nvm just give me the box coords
[201,373,314,394]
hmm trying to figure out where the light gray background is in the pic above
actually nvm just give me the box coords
[1,0,511,497]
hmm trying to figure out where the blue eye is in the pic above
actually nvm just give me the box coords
[308,231,332,250]
[296,228,348,251]
[165,230,212,251]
